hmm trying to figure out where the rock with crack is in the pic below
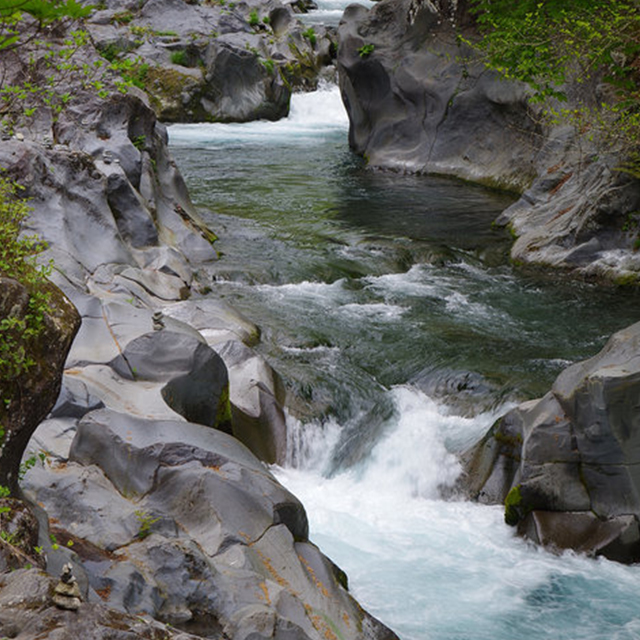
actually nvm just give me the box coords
[22,409,399,640]
[458,320,640,563]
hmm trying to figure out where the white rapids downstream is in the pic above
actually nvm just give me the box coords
[168,79,640,640]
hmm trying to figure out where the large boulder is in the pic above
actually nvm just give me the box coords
[23,410,398,640]
[337,0,541,190]
[110,329,230,428]
[458,321,640,563]
[0,277,80,494]
[336,0,640,283]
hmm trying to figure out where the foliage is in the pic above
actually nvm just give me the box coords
[131,133,146,150]
[261,56,274,75]
[0,0,91,52]
[468,0,640,168]
[134,509,160,539]
[248,9,259,27]
[0,175,51,382]
[0,0,150,129]
[0,484,9,516]
[170,49,188,66]
[19,450,45,480]
[302,27,316,47]
[357,43,374,58]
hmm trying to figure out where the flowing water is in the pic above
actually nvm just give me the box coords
[168,69,640,640]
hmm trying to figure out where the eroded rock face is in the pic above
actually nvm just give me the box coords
[459,321,640,563]
[23,410,398,640]
[88,0,336,123]
[336,0,640,283]
[337,0,541,190]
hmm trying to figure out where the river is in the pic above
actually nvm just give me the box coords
[167,23,640,640]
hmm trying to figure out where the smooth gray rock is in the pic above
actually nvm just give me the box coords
[21,409,397,640]
[201,37,290,122]
[163,298,260,347]
[51,377,105,420]
[27,417,80,463]
[217,340,288,464]
[336,0,640,282]
[337,0,540,190]
[459,321,640,563]
[109,330,229,428]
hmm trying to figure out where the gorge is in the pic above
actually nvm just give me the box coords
[1,0,640,638]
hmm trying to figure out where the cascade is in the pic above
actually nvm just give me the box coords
[169,69,640,640]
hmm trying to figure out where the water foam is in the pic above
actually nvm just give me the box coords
[274,386,640,640]
[168,84,348,146]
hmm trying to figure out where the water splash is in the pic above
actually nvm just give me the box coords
[168,84,348,147]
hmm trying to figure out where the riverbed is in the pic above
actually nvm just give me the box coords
[168,79,640,640]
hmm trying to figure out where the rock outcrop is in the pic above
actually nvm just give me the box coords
[336,0,640,283]
[22,410,397,639]
[458,321,640,563]
[88,0,337,123]
[0,10,398,640]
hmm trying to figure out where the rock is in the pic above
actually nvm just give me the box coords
[497,159,640,282]
[0,568,203,639]
[53,563,83,610]
[200,36,291,123]
[337,0,541,190]
[0,278,81,494]
[21,409,398,640]
[84,0,336,123]
[458,320,640,563]
[163,298,261,347]
[51,377,106,420]
[109,330,230,428]
[336,0,640,283]
[217,339,288,464]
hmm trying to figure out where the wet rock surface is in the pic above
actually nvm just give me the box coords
[336,0,640,283]
[458,321,640,563]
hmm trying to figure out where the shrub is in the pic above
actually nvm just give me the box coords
[170,49,189,66]
[0,175,51,382]
[302,27,316,47]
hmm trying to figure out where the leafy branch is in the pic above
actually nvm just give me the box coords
[466,0,640,168]
[0,174,51,382]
